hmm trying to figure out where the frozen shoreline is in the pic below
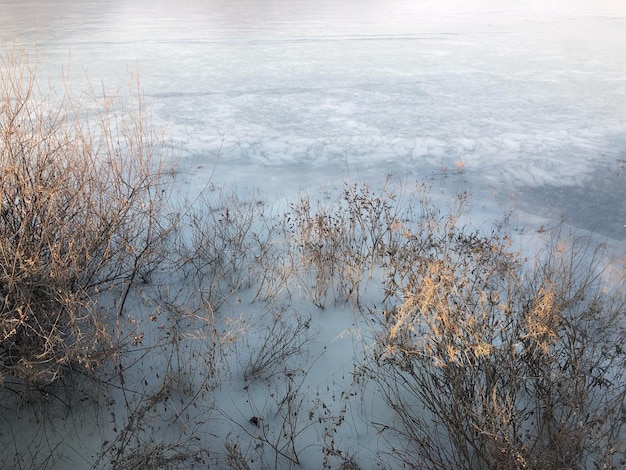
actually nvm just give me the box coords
[1,1,625,468]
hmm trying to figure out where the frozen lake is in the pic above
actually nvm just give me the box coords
[2,0,625,239]
[2,2,626,468]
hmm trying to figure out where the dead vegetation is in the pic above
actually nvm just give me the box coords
[1,42,624,470]
[364,192,626,469]
[0,43,170,391]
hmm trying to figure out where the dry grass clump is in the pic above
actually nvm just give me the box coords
[364,190,626,469]
[285,182,400,308]
[0,43,170,391]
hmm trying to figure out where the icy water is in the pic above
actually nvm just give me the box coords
[2,0,625,240]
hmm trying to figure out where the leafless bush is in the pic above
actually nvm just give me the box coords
[285,193,344,307]
[285,181,401,308]
[95,356,214,470]
[363,191,626,469]
[242,306,313,381]
[175,186,282,311]
[0,43,171,391]
[222,366,346,469]
[92,281,239,469]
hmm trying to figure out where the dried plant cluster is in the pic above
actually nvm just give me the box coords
[366,197,626,469]
[1,43,624,469]
[0,44,169,389]
[285,182,400,307]
[285,182,626,469]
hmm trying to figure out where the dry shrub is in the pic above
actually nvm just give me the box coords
[243,306,313,381]
[285,181,400,308]
[0,43,170,390]
[174,186,281,311]
[365,190,626,469]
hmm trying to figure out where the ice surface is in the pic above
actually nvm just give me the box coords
[3,1,625,214]
[1,0,625,468]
